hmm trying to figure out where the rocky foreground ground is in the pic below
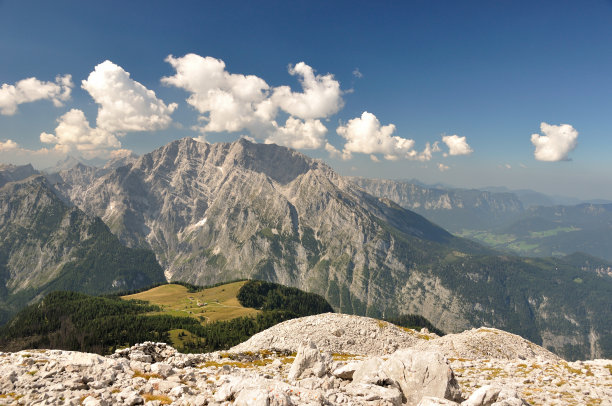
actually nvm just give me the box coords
[0,313,610,405]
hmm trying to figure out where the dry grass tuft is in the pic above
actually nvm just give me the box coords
[132,370,162,380]
[142,394,172,404]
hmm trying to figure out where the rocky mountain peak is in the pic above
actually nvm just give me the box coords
[225,138,317,185]
[0,174,57,217]
[135,137,321,186]
[43,138,612,361]
[43,155,107,173]
[0,163,39,188]
[0,162,35,174]
[103,151,139,171]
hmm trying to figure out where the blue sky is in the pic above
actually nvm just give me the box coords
[1,0,611,199]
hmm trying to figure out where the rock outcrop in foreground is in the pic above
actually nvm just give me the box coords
[1,314,610,405]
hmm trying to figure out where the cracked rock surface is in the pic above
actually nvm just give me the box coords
[0,315,610,405]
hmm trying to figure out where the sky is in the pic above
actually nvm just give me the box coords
[1,0,611,200]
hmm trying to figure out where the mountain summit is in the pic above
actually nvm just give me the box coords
[50,138,612,360]
[54,137,462,282]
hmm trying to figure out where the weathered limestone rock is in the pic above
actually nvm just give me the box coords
[150,362,174,377]
[385,349,462,405]
[287,341,331,380]
[0,315,610,405]
[82,396,107,406]
[460,386,528,406]
[112,341,178,363]
[351,349,462,405]
[461,385,502,406]
[64,352,109,367]
[345,382,403,405]
[416,328,559,362]
[128,351,152,363]
[234,387,271,406]
[214,375,251,402]
[232,313,435,356]
[332,360,362,379]
[352,357,391,386]
[418,397,461,405]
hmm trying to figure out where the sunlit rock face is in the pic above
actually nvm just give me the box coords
[49,137,612,360]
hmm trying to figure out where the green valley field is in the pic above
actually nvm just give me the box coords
[0,280,334,354]
[121,281,261,348]
[122,281,260,324]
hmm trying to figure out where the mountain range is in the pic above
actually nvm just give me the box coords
[353,177,612,261]
[0,138,610,360]
[0,172,165,324]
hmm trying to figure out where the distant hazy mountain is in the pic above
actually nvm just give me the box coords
[353,177,612,262]
[455,203,612,261]
[482,186,557,207]
[102,151,139,171]
[48,137,612,360]
[0,176,165,324]
[44,152,139,176]
[482,186,611,207]
[351,177,524,232]
[0,164,39,187]
[45,152,139,200]
[43,155,107,173]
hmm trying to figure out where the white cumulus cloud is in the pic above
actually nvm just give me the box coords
[438,163,450,172]
[272,62,344,120]
[334,112,454,162]
[442,134,473,156]
[162,54,273,135]
[162,54,344,149]
[40,109,121,157]
[410,141,440,162]
[109,148,136,159]
[40,61,177,159]
[265,118,327,149]
[0,139,19,151]
[0,139,69,168]
[324,142,351,160]
[0,75,73,115]
[530,122,578,162]
[82,60,177,133]
[336,111,417,161]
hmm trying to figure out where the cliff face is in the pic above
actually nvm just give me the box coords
[49,138,612,360]
[51,138,477,326]
[0,176,165,323]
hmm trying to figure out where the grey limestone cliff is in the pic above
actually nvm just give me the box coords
[49,138,612,360]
